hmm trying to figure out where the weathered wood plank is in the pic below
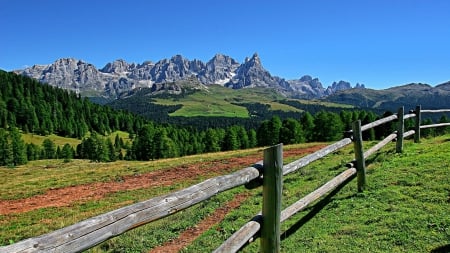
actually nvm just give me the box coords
[283,138,352,175]
[215,167,357,253]
[364,133,397,158]
[361,114,398,132]
[420,123,450,129]
[353,120,366,192]
[404,113,416,120]
[421,109,450,113]
[415,105,421,143]
[403,130,415,138]
[280,168,356,223]
[213,217,262,253]
[0,163,262,253]
[261,144,283,253]
[396,107,404,153]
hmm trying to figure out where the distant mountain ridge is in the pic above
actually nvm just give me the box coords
[14,53,364,99]
[323,82,450,111]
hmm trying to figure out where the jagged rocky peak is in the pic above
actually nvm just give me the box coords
[101,59,132,74]
[170,54,187,64]
[207,54,239,70]
[244,53,262,66]
[355,82,365,89]
[286,75,326,98]
[229,52,279,89]
[199,54,239,85]
[15,53,359,99]
[299,75,313,82]
[330,80,352,91]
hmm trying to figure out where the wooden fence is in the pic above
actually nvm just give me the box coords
[1,106,450,253]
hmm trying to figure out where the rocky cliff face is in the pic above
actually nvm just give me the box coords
[15,53,363,98]
[286,75,327,98]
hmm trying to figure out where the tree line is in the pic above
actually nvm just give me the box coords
[0,70,449,165]
[0,70,146,138]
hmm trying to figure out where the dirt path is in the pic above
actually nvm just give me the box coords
[0,145,324,216]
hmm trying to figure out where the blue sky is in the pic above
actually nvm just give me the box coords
[1,0,449,89]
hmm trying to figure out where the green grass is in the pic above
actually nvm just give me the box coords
[21,133,82,147]
[0,143,315,248]
[0,145,272,201]
[185,135,450,252]
[21,130,131,148]
[1,136,449,252]
[153,85,303,117]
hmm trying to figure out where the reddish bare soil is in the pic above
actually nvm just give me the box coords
[0,145,324,216]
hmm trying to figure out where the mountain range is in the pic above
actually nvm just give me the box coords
[325,82,450,111]
[14,53,364,99]
[11,53,450,112]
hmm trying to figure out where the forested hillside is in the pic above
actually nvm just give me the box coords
[0,70,145,137]
[1,70,449,167]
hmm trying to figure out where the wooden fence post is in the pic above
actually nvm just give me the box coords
[261,144,283,253]
[352,120,366,192]
[396,106,404,153]
[414,105,421,143]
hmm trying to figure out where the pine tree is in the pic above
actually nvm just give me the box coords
[223,126,240,151]
[248,129,258,148]
[26,143,40,161]
[313,111,344,141]
[257,120,270,146]
[0,129,12,166]
[107,138,117,162]
[280,118,304,144]
[204,128,222,153]
[134,124,155,160]
[268,116,282,145]
[42,139,56,159]
[60,143,74,162]
[10,127,27,165]
[300,112,315,142]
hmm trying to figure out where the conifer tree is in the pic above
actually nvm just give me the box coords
[10,127,27,165]
[0,129,12,166]
[61,143,74,162]
[42,139,56,159]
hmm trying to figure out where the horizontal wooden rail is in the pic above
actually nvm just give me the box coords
[283,138,352,175]
[420,123,450,129]
[1,163,263,253]
[346,130,415,168]
[215,168,357,253]
[217,129,417,252]
[213,217,262,253]
[404,113,416,120]
[280,168,356,223]
[361,114,398,132]
[403,129,415,138]
[364,133,397,158]
[421,109,450,113]
[4,106,448,253]
[365,130,414,158]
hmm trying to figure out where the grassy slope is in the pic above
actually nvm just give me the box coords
[152,85,303,117]
[1,136,449,252]
[21,133,82,147]
[0,146,274,246]
[21,131,131,148]
[187,135,450,252]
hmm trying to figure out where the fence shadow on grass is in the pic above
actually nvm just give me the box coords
[280,174,355,241]
[430,244,450,253]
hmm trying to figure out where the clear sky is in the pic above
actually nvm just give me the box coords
[1,0,449,89]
